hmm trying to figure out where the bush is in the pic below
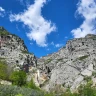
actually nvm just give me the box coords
[0,85,44,96]
[0,60,9,80]
[10,70,27,86]
[0,30,9,35]
[78,84,96,96]
[15,94,23,96]
[84,76,91,82]
[44,92,55,96]
[92,72,96,77]
[1,83,96,96]
[27,79,40,90]
[44,59,52,64]
[78,55,89,60]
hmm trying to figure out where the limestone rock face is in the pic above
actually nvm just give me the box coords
[1,27,96,92]
[0,27,37,73]
[37,34,96,91]
[0,79,12,85]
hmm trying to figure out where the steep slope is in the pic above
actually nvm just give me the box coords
[1,26,96,92]
[0,26,37,77]
[37,34,96,91]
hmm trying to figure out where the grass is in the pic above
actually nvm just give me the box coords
[0,85,44,96]
[21,50,29,54]
[0,60,9,80]
[78,55,89,60]
[0,30,9,36]
[73,55,89,62]
[84,76,92,82]
[92,72,96,77]
[44,59,52,64]
[40,79,49,88]
[0,57,5,60]
[0,27,8,35]
[57,58,63,61]
[1,80,96,96]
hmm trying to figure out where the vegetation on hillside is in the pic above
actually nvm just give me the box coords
[0,60,9,80]
[10,71,27,86]
[0,85,43,96]
[0,60,96,96]
[0,27,96,95]
[44,58,52,64]
[1,81,96,96]
[0,30,9,35]
[78,55,89,60]
[26,79,40,90]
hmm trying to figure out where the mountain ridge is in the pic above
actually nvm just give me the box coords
[1,26,96,92]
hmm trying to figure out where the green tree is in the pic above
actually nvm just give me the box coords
[10,70,26,86]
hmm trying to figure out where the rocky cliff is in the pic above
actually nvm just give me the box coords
[37,34,96,92]
[1,26,96,92]
[0,26,37,74]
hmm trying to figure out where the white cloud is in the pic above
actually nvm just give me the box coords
[30,42,33,45]
[9,0,56,47]
[0,7,5,12]
[50,42,63,48]
[0,7,5,17]
[55,44,63,48]
[51,42,54,45]
[71,0,96,38]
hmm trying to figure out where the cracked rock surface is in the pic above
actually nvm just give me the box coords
[1,27,96,92]
[37,34,96,91]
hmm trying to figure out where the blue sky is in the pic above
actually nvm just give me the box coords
[0,0,96,57]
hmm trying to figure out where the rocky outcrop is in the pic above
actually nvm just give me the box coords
[0,79,12,85]
[37,34,96,92]
[1,26,96,92]
[0,27,37,73]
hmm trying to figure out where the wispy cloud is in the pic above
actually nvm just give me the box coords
[9,0,56,47]
[71,0,96,38]
[30,42,33,45]
[51,42,54,45]
[50,42,63,48]
[55,44,63,48]
[0,7,5,12]
[0,6,5,17]
[16,0,30,6]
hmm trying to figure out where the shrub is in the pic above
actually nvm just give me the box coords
[57,58,63,61]
[21,50,28,54]
[0,30,9,36]
[0,85,44,96]
[92,71,96,77]
[78,55,89,60]
[78,84,96,96]
[27,79,40,90]
[84,76,91,82]
[44,59,52,64]
[15,94,23,96]
[44,92,55,96]
[0,60,9,80]
[1,83,96,96]
[10,70,27,86]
